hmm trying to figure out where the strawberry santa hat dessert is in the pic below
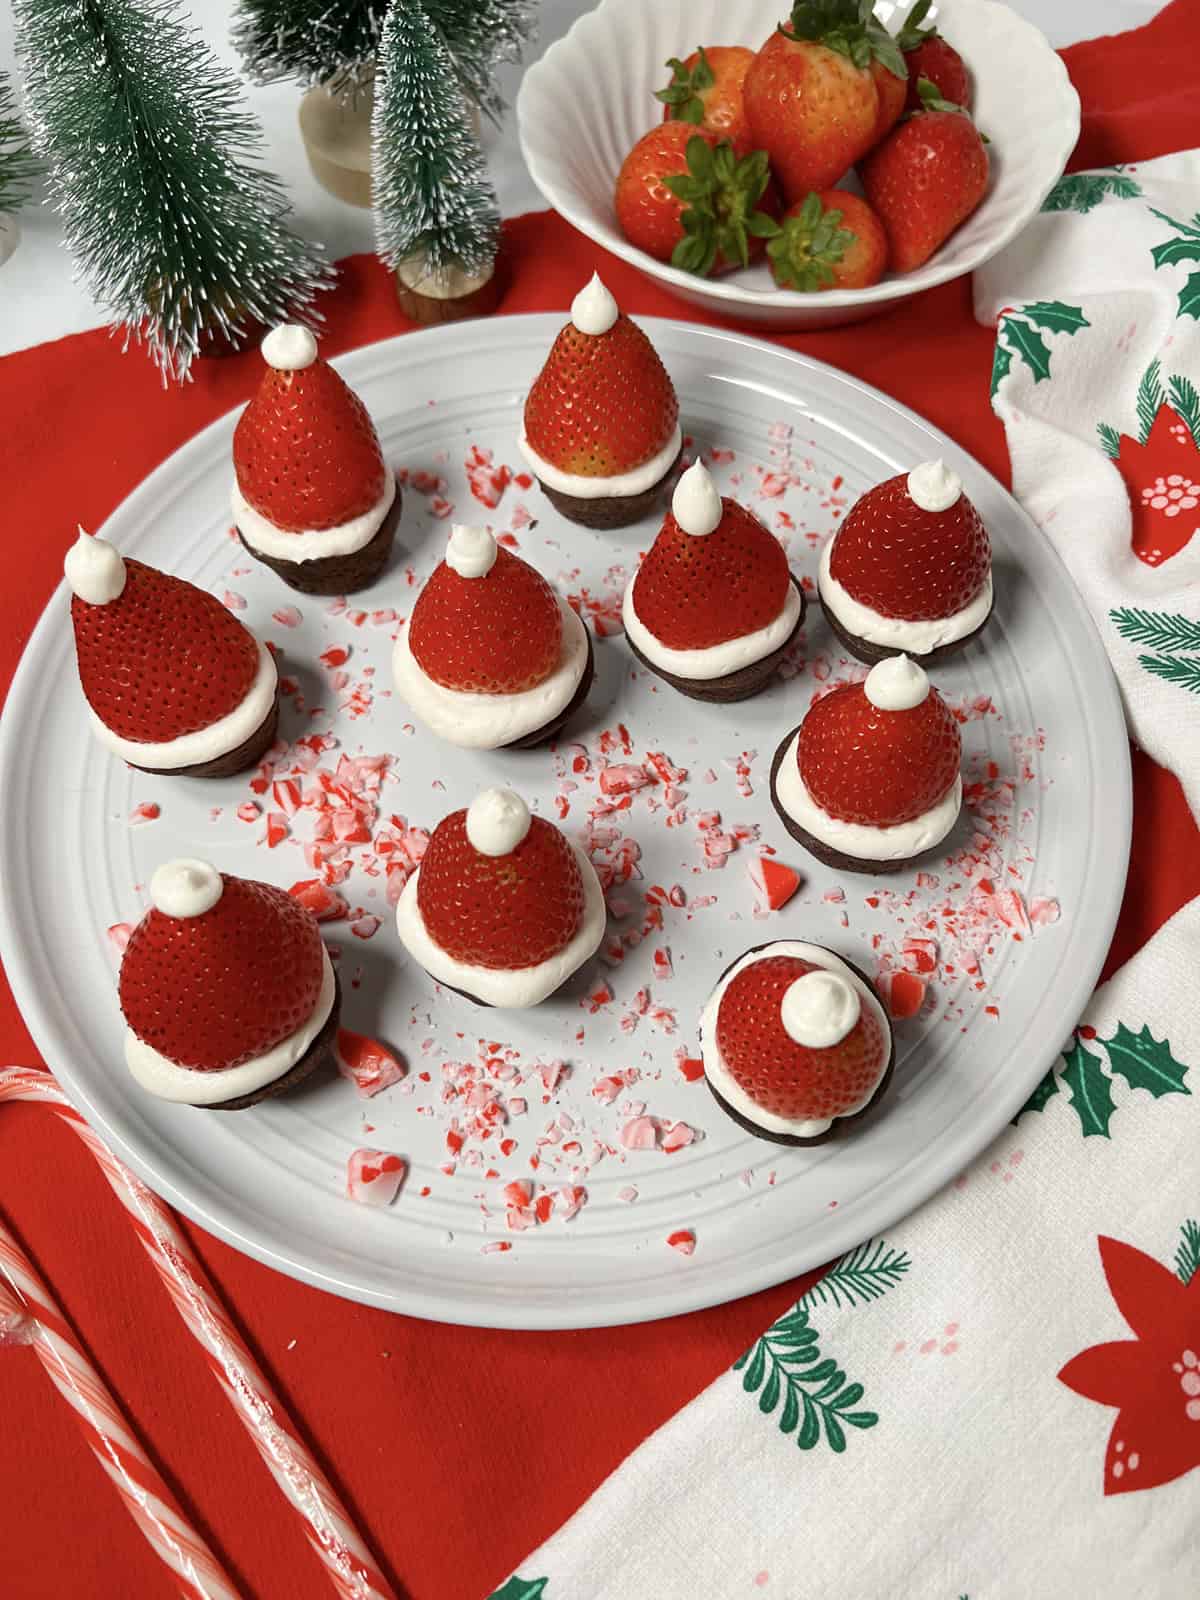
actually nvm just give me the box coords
[65,528,279,777]
[818,459,993,663]
[120,859,338,1109]
[622,459,805,701]
[519,274,681,530]
[700,940,894,1145]
[770,654,963,873]
[392,524,593,748]
[231,324,400,595]
[396,787,606,1007]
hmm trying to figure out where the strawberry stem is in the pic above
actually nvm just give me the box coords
[761,192,857,292]
[654,46,716,126]
[896,0,939,51]
[665,136,774,278]
[782,0,907,79]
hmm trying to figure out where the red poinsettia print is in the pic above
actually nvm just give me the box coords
[1058,1235,1200,1495]
[1114,404,1199,567]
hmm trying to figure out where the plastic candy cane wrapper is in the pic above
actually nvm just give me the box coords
[0,1066,396,1600]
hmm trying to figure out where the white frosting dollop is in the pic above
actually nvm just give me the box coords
[232,471,395,563]
[774,728,962,862]
[65,528,126,605]
[864,654,929,711]
[518,424,682,500]
[261,324,318,371]
[699,941,890,1138]
[446,524,498,579]
[150,859,223,919]
[396,846,607,1009]
[671,460,723,537]
[126,949,336,1105]
[780,970,861,1048]
[570,272,619,335]
[906,459,962,513]
[466,788,531,856]
[623,579,802,682]
[818,539,993,655]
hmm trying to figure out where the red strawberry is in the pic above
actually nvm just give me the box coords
[417,808,585,970]
[655,45,756,148]
[829,467,990,619]
[765,189,888,291]
[120,871,325,1070]
[743,2,908,203]
[798,678,961,825]
[409,542,561,693]
[715,955,889,1121]
[234,330,387,531]
[632,488,791,650]
[614,124,778,278]
[896,0,970,111]
[869,57,908,142]
[524,310,678,478]
[71,550,260,743]
[860,83,989,273]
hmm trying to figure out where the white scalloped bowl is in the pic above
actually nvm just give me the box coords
[517,0,1079,329]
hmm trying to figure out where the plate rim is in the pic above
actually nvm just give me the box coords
[0,313,1131,1327]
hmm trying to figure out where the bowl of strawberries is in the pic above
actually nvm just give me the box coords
[517,0,1079,329]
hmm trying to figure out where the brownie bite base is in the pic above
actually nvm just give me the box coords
[500,626,595,750]
[208,973,342,1111]
[819,590,994,666]
[131,687,281,779]
[537,448,683,531]
[768,725,960,875]
[236,489,402,597]
[703,945,895,1147]
[627,577,806,704]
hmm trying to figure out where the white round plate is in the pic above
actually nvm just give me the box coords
[0,315,1128,1328]
[517,0,1079,329]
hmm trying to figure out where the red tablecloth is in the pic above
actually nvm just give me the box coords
[3,5,1199,1596]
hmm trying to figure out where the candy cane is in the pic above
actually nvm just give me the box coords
[1,1067,396,1600]
[0,1225,240,1600]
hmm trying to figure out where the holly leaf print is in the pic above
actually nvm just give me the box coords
[1100,1022,1191,1098]
[486,1579,549,1600]
[1022,300,1090,335]
[1060,1037,1116,1137]
[1013,1064,1060,1121]
[1175,1219,1200,1285]
[1179,272,1200,322]
[1148,210,1200,320]
[1002,317,1052,383]
[1138,653,1200,693]
[1042,170,1142,214]
[990,340,1012,396]
[1110,607,1200,654]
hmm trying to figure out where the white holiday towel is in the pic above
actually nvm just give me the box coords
[490,899,1200,1600]
[974,150,1200,819]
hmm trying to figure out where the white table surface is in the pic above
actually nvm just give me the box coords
[0,0,1158,358]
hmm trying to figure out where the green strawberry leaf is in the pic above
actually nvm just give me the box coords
[667,137,773,279]
[896,0,937,49]
[654,47,716,126]
[865,17,907,78]
[1002,316,1053,382]
[1021,299,1090,334]
[1100,1022,1191,1098]
[784,0,906,76]
[1060,1037,1116,1138]
[766,189,856,291]
[915,75,966,115]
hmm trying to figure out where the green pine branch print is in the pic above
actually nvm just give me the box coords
[1042,170,1142,214]
[1136,358,1164,443]
[1110,607,1200,654]
[1175,1220,1200,1285]
[1148,208,1200,321]
[1168,374,1200,446]
[991,302,1089,394]
[1096,421,1121,459]
[1138,653,1200,693]
[1017,1024,1192,1138]
[801,1239,912,1311]
[734,1241,908,1453]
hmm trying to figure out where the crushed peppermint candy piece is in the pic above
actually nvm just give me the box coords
[346,1149,405,1206]
[621,1115,658,1151]
[129,801,160,825]
[747,855,801,910]
[336,1029,406,1098]
[667,1229,696,1256]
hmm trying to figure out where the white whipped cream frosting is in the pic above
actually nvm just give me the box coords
[150,859,223,918]
[863,654,929,711]
[623,579,802,682]
[89,639,278,771]
[233,470,396,563]
[261,323,318,371]
[65,528,126,605]
[446,524,498,578]
[518,425,682,500]
[700,941,890,1138]
[466,788,531,855]
[392,594,589,748]
[672,459,723,536]
[571,273,619,335]
[396,843,606,1008]
[818,538,993,655]
[125,947,336,1106]
[907,458,962,513]
[780,969,860,1048]
[775,727,962,862]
